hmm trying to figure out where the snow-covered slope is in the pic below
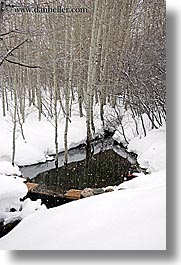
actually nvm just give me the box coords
[0,122,166,250]
[0,161,21,176]
[0,174,27,216]
[0,170,166,250]
[0,102,166,250]
[0,110,88,166]
[0,100,105,166]
[128,125,166,173]
[0,162,46,224]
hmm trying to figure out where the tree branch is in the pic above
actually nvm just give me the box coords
[5,58,41,69]
[0,38,29,66]
[0,29,18,37]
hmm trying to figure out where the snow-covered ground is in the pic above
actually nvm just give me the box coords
[0,174,27,220]
[113,116,166,173]
[0,161,46,225]
[0,173,166,250]
[128,125,166,173]
[0,114,166,250]
[0,96,166,250]
[0,102,107,228]
[0,103,89,166]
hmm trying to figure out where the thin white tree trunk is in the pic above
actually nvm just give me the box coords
[86,0,99,150]
[64,17,74,165]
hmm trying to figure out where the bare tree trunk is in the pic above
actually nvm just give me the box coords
[36,67,42,121]
[53,52,59,169]
[98,0,109,130]
[1,83,6,116]
[86,0,99,149]
[12,89,17,166]
[77,17,84,118]
[0,1,5,33]
[64,17,74,165]
[17,107,26,142]
[140,114,146,137]
[36,15,42,121]
[78,86,83,118]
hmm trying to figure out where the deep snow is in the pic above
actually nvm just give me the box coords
[0,174,27,217]
[0,99,166,250]
[0,116,166,250]
[0,174,166,250]
[0,102,103,166]
[0,161,46,225]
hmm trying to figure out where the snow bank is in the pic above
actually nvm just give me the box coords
[0,171,166,250]
[0,174,27,216]
[128,125,166,173]
[112,108,166,173]
[118,169,166,190]
[0,161,46,224]
[113,110,162,146]
[0,161,21,176]
[0,173,46,224]
[0,161,26,218]
[0,101,166,250]
[0,144,166,250]
[1,198,47,225]
[0,104,88,166]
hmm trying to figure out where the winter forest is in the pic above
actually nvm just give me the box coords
[0,0,166,250]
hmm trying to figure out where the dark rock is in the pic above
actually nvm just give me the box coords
[118,187,125,191]
[104,188,114,192]
[78,143,86,149]
[0,220,20,239]
[10,208,17,212]
[93,188,105,195]
[81,188,94,198]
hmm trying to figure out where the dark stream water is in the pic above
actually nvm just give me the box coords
[22,140,138,193]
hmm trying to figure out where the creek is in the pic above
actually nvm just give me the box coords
[20,139,139,193]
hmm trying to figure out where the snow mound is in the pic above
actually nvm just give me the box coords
[15,141,46,166]
[0,175,27,214]
[20,198,47,219]
[0,104,88,166]
[0,180,166,250]
[0,161,21,176]
[128,125,166,173]
[118,169,166,190]
[0,163,46,224]
[1,198,47,225]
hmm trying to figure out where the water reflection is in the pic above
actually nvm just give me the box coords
[32,149,137,192]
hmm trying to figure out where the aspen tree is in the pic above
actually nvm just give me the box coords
[51,19,59,169]
[12,73,18,166]
[64,16,74,165]
[86,0,99,152]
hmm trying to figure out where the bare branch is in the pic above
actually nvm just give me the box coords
[0,38,29,66]
[5,58,41,69]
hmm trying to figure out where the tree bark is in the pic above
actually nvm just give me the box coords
[86,0,99,147]
[12,89,17,166]
[64,17,74,165]
[0,1,5,33]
